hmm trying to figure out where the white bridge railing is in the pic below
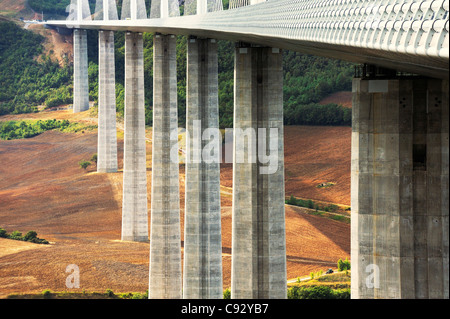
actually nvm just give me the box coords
[60,0,449,77]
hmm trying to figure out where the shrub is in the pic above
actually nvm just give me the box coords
[9,230,23,240]
[105,289,114,297]
[23,230,38,241]
[0,228,48,244]
[42,290,52,299]
[288,286,336,299]
[79,161,91,170]
[334,288,351,299]
[32,238,49,244]
[0,228,7,238]
[337,258,351,271]
[223,288,231,299]
[90,153,97,164]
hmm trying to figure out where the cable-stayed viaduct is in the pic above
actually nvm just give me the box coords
[46,0,449,299]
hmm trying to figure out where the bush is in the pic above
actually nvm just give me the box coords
[223,288,231,299]
[23,230,38,241]
[0,227,49,244]
[334,288,351,299]
[287,286,349,299]
[286,196,316,209]
[337,258,351,271]
[9,230,23,240]
[79,161,92,170]
[0,228,8,238]
[105,289,114,297]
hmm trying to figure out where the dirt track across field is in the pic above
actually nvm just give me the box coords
[0,110,350,298]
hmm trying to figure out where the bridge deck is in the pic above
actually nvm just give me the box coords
[46,0,449,79]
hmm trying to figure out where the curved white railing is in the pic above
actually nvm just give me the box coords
[56,0,449,77]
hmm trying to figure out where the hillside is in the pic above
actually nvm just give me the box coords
[0,0,35,20]
[0,110,350,298]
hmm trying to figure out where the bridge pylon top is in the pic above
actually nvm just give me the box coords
[67,0,92,22]
[94,0,119,21]
[150,0,180,19]
[121,0,148,20]
[184,0,224,15]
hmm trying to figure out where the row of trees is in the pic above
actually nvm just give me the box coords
[0,227,49,244]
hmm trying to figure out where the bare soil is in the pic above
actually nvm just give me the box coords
[0,110,350,298]
[28,24,74,65]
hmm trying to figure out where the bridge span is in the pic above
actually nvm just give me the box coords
[45,0,448,299]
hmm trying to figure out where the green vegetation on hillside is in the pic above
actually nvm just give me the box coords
[288,285,350,299]
[0,21,73,115]
[0,119,96,140]
[0,119,69,140]
[28,0,70,16]
[0,227,49,244]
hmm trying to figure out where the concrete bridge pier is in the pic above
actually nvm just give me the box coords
[97,30,118,173]
[121,32,148,242]
[351,70,449,299]
[183,37,223,299]
[73,29,89,113]
[231,44,287,299]
[149,34,182,299]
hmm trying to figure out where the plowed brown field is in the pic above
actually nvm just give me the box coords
[0,110,350,298]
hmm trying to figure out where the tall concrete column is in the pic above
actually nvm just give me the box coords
[231,45,287,299]
[73,29,89,113]
[183,37,223,299]
[97,30,118,173]
[149,34,182,299]
[121,32,148,242]
[351,73,449,299]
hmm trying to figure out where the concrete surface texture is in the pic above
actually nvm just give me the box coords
[72,29,89,113]
[149,34,182,299]
[351,77,449,299]
[231,45,287,299]
[97,30,118,173]
[121,32,148,242]
[183,37,223,299]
